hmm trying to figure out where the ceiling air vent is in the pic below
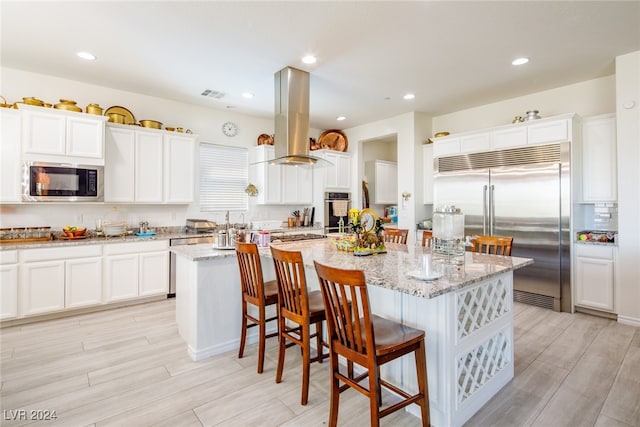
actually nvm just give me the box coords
[201,89,226,99]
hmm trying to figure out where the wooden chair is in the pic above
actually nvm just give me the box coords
[383,228,409,244]
[470,235,514,256]
[235,242,279,373]
[270,246,329,405]
[421,230,433,247]
[314,261,430,427]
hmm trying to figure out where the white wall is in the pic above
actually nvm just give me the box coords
[0,67,318,230]
[615,51,640,325]
[433,75,616,134]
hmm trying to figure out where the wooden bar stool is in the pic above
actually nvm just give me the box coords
[314,261,430,427]
[421,230,433,247]
[235,241,279,374]
[270,246,329,405]
[383,228,409,244]
[470,235,514,255]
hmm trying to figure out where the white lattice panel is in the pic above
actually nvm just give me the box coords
[456,330,510,405]
[456,278,508,340]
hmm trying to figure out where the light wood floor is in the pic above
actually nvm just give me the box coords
[0,300,638,426]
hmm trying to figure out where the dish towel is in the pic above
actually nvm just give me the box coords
[332,200,348,217]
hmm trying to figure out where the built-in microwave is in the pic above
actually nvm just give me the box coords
[22,162,103,202]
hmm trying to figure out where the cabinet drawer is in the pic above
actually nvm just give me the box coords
[21,244,102,262]
[0,250,18,264]
[574,244,613,259]
[103,240,168,255]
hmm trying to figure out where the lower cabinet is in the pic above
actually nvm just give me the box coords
[574,244,615,312]
[1,250,19,319]
[20,245,103,316]
[103,240,169,303]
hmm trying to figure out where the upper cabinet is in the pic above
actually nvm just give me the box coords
[315,150,352,191]
[581,114,617,203]
[250,145,312,205]
[20,105,107,165]
[104,124,196,204]
[365,160,397,205]
[433,114,576,158]
[1,109,22,203]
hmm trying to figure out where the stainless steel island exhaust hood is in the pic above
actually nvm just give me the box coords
[270,66,330,167]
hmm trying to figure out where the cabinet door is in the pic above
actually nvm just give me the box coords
[575,256,614,311]
[432,137,460,157]
[0,264,18,319]
[135,131,164,202]
[375,161,397,204]
[20,261,65,316]
[22,109,66,156]
[139,251,169,296]
[582,116,617,202]
[460,132,491,153]
[323,152,351,190]
[66,116,104,159]
[253,146,282,204]
[65,257,102,308]
[282,166,313,204]
[492,127,527,150]
[423,145,434,204]
[105,127,135,202]
[103,254,139,302]
[164,134,195,203]
[527,119,568,145]
[1,109,22,202]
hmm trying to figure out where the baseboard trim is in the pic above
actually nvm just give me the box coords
[617,315,640,327]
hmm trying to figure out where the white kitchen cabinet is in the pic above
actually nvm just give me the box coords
[1,109,22,202]
[317,150,352,191]
[460,132,491,153]
[65,257,103,309]
[432,114,575,159]
[139,251,169,296]
[581,114,617,202]
[0,250,18,319]
[422,144,434,204]
[282,165,313,204]
[250,145,313,205]
[164,133,196,203]
[21,105,106,164]
[104,125,164,203]
[20,245,103,316]
[103,240,169,302]
[20,260,65,316]
[251,145,282,204]
[365,160,397,205]
[575,244,615,312]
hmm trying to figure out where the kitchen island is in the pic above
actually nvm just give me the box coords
[171,240,532,427]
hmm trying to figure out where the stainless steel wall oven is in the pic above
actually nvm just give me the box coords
[324,192,351,234]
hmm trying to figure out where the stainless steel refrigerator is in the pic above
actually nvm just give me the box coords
[433,143,571,312]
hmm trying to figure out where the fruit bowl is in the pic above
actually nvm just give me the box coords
[63,228,86,237]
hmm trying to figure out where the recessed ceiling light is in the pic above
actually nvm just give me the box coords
[77,51,96,61]
[403,93,415,100]
[242,92,254,99]
[336,116,346,121]
[302,55,317,64]
[512,57,529,66]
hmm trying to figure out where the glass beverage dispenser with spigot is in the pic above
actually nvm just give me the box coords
[432,205,465,277]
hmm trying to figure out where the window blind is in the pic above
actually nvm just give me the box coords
[199,143,248,212]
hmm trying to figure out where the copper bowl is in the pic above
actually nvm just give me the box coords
[140,119,162,129]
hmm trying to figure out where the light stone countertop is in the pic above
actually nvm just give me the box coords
[170,240,533,300]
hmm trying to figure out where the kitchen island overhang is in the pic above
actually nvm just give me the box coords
[171,240,533,427]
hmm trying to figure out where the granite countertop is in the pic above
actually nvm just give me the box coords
[171,240,533,300]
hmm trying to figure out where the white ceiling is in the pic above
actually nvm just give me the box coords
[2,1,639,130]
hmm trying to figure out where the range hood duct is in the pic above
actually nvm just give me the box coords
[271,66,330,167]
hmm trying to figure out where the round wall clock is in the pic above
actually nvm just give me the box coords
[222,121,238,137]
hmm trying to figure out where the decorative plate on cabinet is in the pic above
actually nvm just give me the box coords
[104,106,136,125]
[318,129,348,152]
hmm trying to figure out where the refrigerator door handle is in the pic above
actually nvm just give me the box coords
[483,185,488,235]
[490,184,495,235]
